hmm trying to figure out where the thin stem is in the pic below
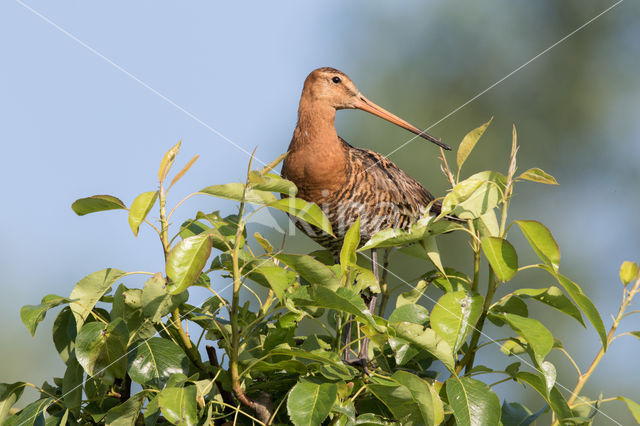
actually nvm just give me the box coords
[566,275,640,407]
[558,347,582,376]
[489,377,512,388]
[167,192,200,222]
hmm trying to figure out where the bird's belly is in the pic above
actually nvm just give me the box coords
[289,194,424,253]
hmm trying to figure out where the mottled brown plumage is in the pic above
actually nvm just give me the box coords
[282,67,450,254]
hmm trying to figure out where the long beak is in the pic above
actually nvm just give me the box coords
[352,95,451,150]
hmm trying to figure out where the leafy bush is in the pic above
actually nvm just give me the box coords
[4,124,640,425]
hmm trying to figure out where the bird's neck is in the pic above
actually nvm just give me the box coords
[291,102,339,151]
[283,101,348,196]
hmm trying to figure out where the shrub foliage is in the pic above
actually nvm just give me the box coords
[4,123,640,425]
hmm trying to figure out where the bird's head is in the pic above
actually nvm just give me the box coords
[301,67,450,150]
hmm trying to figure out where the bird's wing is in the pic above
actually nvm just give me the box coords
[342,138,442,218]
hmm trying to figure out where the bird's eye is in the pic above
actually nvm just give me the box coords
[332,76,341,84]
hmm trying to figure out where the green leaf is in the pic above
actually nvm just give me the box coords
[141,274,188,323]
[76,318,129,383]
[166,234,213,294]
[475,210,500,238]
[392,371,444,425]
[261,152,289,174]
[620,261,639,286]
[481,237,518,282]
[70,268,126,332]
[72,195,127,216]
[516,372,572,421]
[340,217,361,274]
[52,307,77,364]
[127,337,189,388]
[270,197,334,236]
[269,348,355,380]
[277,253,341,290]
[5,398,52,426]
[388,304,429,325]
[430,291,483,353]
[159,140,181,183]
[515,221,560,272]
[501,401,545,426]
[254,231,273,253]
[457,117,493,174]
[62,354,83,418]
[617,397,640,423]
[250,172,298,195]
[249,264,295,301]
[517,168,559,185]
[200,182,277,204]
[20,294,70,337]
[0,382,25,423]
[445,377,500,426]
[361,217,463,250]
[393,322,455,372]
[128,191,158,237]
[540,265,607,350]
[396,280,428,307]
[514,286,584,326]
[442,171,507,220]
[169,154,199,189]
[287,380,337,426]
[105,391,147,426]
[496,313,553,364]
[158,386,198,426]
[292,286,379,330]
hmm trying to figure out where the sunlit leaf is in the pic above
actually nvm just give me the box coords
[620,261,639,286]
[539,265,607,350]
[70,268,126,332]
[128,191,158,237]
[277,253,340,290]
[0,382,25,423]
[517,168,558,185]
[368,373,442,426]
[159,140,181,183]
[169,154,199,189]
[200,182,278,204]
[360,217,463,250]
[388,304,429,325]
[260,151,289,174]
[446,377,500,426]
[127,337,189,389]
[396,280,428,307]
[442,171,507,219]
[431,290,483,353]
[496,313,553,364]
[72,195,127,216]
[158,385,197,426]
[516,372,572,421]
[4,398,52,426]
[457,117,493,174]
[515,221,560,272]
[254,231,273,253]
[481,237,518,282]
[618,397,640,423]
[251,172,298,195]
[340,217,361,275]
[166,233,213,294]
[270,197,334,236]
[76,319,129,383]
[249,264,296,301]
[287,380,337,426]
[392,322,455,372]
[514,286,584,326]
[20,294,70,337]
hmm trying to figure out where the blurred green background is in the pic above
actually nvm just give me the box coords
[1,1,638,423]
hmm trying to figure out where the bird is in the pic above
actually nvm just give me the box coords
[281,67,451,368]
